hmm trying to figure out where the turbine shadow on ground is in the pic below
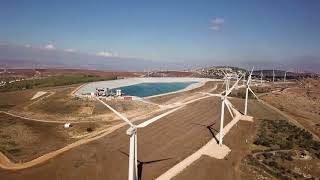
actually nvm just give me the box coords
[190,122,219,143]
[118,150,172,180]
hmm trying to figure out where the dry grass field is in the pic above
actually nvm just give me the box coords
[0,112,106,163]
[0,78,319,180]
[261,79,320,138]
[0,83,159,123]
[0,96,233,180]
[173,80,320,180]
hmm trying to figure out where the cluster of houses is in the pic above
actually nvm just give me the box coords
[0,81,5,87]
[95,88,122,97]
[194,66,246,79]
[0,78,26,87]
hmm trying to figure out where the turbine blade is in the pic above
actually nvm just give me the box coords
[136,106,184,128]
[222,79,226,87]
[247,66,254,85]
[225,98,237,115]
[224,100,234,118]
[95,97,134,127]
[249,87,259,100]
[225,73,244,96]
[221,70,227,76]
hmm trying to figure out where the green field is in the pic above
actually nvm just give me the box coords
[0,75,116,91]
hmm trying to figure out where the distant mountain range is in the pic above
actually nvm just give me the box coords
[0,44,180,71]
[1,44,320,73]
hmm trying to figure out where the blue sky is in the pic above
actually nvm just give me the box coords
[0,0,320,70]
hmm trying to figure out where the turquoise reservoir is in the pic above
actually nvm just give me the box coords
[114,82,196,97]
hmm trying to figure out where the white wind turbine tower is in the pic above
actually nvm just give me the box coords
[284,71,287,82]
[273,69,275,83]
[219,73,244,146]
[260,70,263,84]
[244,67,260,115]
[95,97,183,180]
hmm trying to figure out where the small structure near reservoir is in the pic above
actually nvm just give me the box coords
[64,123,72,128]
[96,88,111,96]
[116,89,122,96]
[95,87,123,97]
[94,87,134,101]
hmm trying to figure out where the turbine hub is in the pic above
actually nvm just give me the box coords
[126,126,137,136]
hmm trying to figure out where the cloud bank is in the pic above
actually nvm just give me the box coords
[96,51,115,57]
[210,17,225,31]
[44,44,56,50]
[211,18,225,25]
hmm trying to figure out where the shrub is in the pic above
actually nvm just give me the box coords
[263,152,273,159]
[268,161,277,167]
[254,136,272,147]
[86,127,94,132]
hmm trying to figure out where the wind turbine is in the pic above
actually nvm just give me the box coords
[235,73,240,89]
[243,72,246,86]
[244,67,259,115]
[95,97,183,180]
[218,73,244,146]
[221,70,230,92]
[284,71,287,82]
[226,76,230,92]
[273,69,275,83]
[260,70,263,84]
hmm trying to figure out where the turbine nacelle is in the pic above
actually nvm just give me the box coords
[126,126,137,136]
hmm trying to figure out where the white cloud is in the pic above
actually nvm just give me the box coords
[210,26,220,31]
[210,17,225,32]
[211,18,225,25]
[96,51,115,57]
[65,48,76,52]
[44,44,56,50]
